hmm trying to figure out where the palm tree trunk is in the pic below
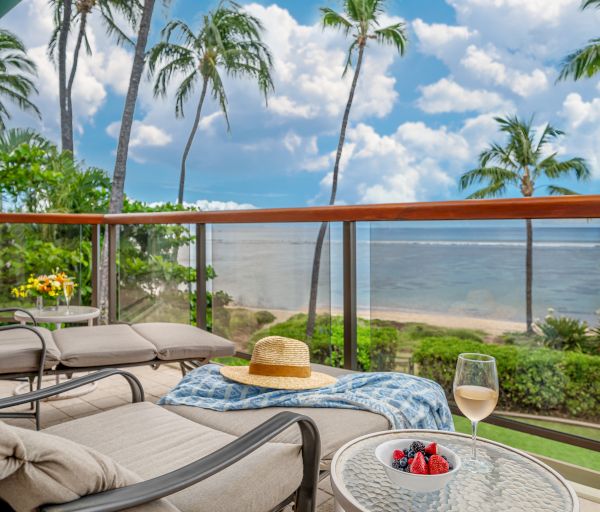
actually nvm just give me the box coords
[58,0,73,153]
[178,77,208,205]
[100,0,155,323]
[525,218,533,333]
[306,43,365,340]
[108,0,155,215]
[64,10,88,155]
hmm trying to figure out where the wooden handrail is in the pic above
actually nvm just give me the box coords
[0,195,599,224]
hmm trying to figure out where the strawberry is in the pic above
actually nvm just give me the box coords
[409,452,428,475]
[408,457,414,465]
[392,449,405,460]
[428,454,449,475]
[424,442,437,455]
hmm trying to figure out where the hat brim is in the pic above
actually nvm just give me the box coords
[220,365,337,390]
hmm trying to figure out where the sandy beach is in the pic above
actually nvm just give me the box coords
[240,305,525,337]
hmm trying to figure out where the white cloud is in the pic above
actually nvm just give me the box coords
[461,45,548,97]
[183,200,256,210]
[412,19,476,62]
[270,95,315,118]
[561,93,600,129]
[417,78,511,113]
[198,111,224,132]
[106,121,172,148]
[243,3,402,120]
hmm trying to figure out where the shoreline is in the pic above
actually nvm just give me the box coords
[238,305,525,336]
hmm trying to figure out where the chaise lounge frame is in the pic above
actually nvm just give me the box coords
[0,369,321,512]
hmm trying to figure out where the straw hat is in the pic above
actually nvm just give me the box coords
[220,336,337,390]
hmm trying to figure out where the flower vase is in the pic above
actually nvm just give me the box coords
[51,297,60,311]
[35,296,44,311]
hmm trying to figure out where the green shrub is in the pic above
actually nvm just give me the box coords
[250,313,401,371]
[537,315,588,352]
[413,338,600,420]
[255,310,276,326]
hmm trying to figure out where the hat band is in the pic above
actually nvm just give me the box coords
[249,362,311,378]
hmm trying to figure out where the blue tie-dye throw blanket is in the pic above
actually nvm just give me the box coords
[159,364,454,431]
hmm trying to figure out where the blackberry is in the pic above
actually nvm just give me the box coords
[409,441,426,454]
[391,460,403,470]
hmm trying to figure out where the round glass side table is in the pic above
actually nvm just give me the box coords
[330,430,579,512]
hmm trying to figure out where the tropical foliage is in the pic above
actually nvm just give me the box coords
[306,0,408,338]
[0,29,39,131]
[148,0,273,204]
[459,116,590,332]
[559,0,600,81]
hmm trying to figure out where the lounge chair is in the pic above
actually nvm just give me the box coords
[0,369,320,512]
[162,364,390,472]
[0,309,235,428]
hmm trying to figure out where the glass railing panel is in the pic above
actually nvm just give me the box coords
[117,223,193,324]
[211,223,331,361]
[369,219,600,467]
[0,223,87,314]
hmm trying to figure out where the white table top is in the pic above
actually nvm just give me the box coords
[14,306,100,324]
[330,430,578,512]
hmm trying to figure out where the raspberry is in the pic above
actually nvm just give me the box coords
[392,449,405,460]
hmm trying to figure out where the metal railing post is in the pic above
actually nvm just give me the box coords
[196,223,207,330]
[90,224,101,321]
[108,224,118,324]
[343,221,357,370]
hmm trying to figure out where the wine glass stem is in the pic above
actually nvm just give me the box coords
[471,420,478,460]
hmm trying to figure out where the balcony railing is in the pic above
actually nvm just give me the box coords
[1,196,599,463]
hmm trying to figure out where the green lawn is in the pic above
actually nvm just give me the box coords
[453,415,600,472]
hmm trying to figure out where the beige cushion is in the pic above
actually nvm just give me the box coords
[46,402,303,512]
[52,324,157,367]
[131,323,234,361]
[163,405,389,463]
[0,327,60,374]
[0,421,179,512]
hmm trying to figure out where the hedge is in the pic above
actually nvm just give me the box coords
[413,338,600,420]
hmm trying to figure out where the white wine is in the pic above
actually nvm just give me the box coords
[454,385,499,422]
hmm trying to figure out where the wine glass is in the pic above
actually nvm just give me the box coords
[63,280,74,315]
[453,353,499,473]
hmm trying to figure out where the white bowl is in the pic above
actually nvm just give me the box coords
[375,438,461,492]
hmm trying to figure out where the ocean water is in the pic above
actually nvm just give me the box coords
[206,221,600,324]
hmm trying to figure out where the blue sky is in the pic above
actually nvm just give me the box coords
[5,0,600,208]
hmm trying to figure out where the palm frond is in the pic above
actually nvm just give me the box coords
[582,0,600,9]
[546,185,579,196]
[540,156,591,181]
[342,39,359,76]
[373,22,407,55]
[466,181,508,199]
[558,38,600,81]
[320,7,353,34]
[459,166,519,191]
[533,122,563,159]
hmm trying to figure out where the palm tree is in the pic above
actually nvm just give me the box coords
[0,30,40,131]
[49,0,138,154]
[559,0,600,81]
[459,116,590,333]
[148,1,273,205]
[306,0,407,338]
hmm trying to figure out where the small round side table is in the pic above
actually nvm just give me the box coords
[330,430,579,512]
[14,305,100,329]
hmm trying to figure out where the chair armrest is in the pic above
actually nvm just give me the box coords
[41,411,321,512]
[0,307,38,326]
[0,369,145,409]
